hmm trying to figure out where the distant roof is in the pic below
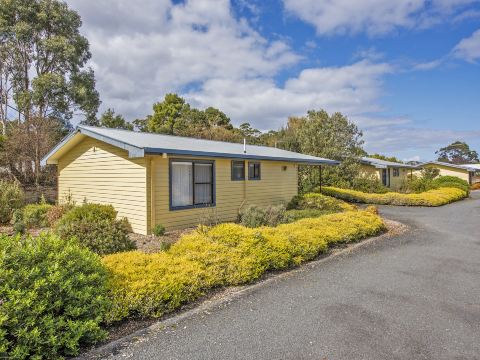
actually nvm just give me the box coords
[41,126,339,166]
[418,161,478,171]
[466,163,480,170]
[361,156,414,169]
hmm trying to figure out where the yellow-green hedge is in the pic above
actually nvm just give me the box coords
[321,186,467,206]
[103,210,385,322]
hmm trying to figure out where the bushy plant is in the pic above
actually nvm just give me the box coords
[288,193,356,212]
[321,186,467,206]
[432,176,470,194]
[0,180,24,224]
[0,233,110,358]
[46,204,74,227]
[22,203,53,228]
[239,204,288,228]
[103,210,385,322]
[471,182,480,190]
[152,224,166,236]
[351,176,389,194]
[55,204,136,256]
[11,210,25,235]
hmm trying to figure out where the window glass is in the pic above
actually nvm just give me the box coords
[248,162,261,180]
[194,163,213,205]
[232,161,245,180]
[171,162,193,207]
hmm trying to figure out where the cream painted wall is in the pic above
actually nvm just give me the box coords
[423,164,471,183]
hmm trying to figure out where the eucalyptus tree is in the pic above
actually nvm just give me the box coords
[0,0,100,185]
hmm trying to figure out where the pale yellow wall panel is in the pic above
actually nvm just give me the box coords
[151,155,298,231]
[57,137,148,234]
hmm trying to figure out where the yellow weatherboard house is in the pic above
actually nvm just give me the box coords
[359,157,415,190]
[419,161,479,185]
[41,126,338,234]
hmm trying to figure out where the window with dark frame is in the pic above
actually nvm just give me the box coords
[170,160,214,210]
[393,168,400,177]
[231,160,245,181]
[248,161,261,180]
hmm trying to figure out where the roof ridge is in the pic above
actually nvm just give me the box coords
[79,125,306,154]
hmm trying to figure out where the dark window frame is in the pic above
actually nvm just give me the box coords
[393,168,400,177]
[248,161,261,180]
[169,158,216,211]
[231,160,245,181]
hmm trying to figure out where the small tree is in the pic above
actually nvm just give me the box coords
[295,110,365,191]
[97,109,133,130]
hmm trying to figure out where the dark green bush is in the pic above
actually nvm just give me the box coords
[22,203,53,228]
[432,176,470,194]
[0,233,110,358]
[152,224,166,236]
[0,180,24,224]
[239,204,288,228]
[11,210,25,235]
[55,204,136,256]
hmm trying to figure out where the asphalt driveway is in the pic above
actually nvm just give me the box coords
[100,191,480,360]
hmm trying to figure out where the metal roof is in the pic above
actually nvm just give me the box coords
[41,126,339,166]
[418,161,478,171]
[361,156,415,169]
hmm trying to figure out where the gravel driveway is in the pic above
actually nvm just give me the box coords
[95,191,480,360]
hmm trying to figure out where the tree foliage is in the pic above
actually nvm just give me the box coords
[272,111,366,191]
[368,153,403,163]
[0,0,100,186]
[435,141,479,164]
[97,108,133,130]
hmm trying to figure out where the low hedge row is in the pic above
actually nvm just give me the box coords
[103,209,385,321]
[321,186,467,206]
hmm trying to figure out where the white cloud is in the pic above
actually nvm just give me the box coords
[186,60,392,129]
[452,29,480,62]
[283,0,478,36]
[67,0,300,120]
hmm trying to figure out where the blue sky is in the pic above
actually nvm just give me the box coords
[67,0,480,161]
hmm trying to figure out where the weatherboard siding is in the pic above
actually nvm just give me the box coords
[359,164,410,190]
[149,156,298,231]
[423,163,470,182]
[57,137,148,234]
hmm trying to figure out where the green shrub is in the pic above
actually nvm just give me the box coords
[432,176,470,194]
[351,176,389,194]
[103,210,385,321]
[239,204,288,228]
[22,203,53,228]
[321,186,467,206]
[55,204,136,256]
[0,233,110,358]
[11,210,25,235]
[0,180,24,224]
[57,203,117,224]
[152,224,166,236]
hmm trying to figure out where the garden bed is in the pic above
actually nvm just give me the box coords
[321,186,468,206]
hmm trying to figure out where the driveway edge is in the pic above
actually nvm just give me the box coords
[77,218,408,359]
